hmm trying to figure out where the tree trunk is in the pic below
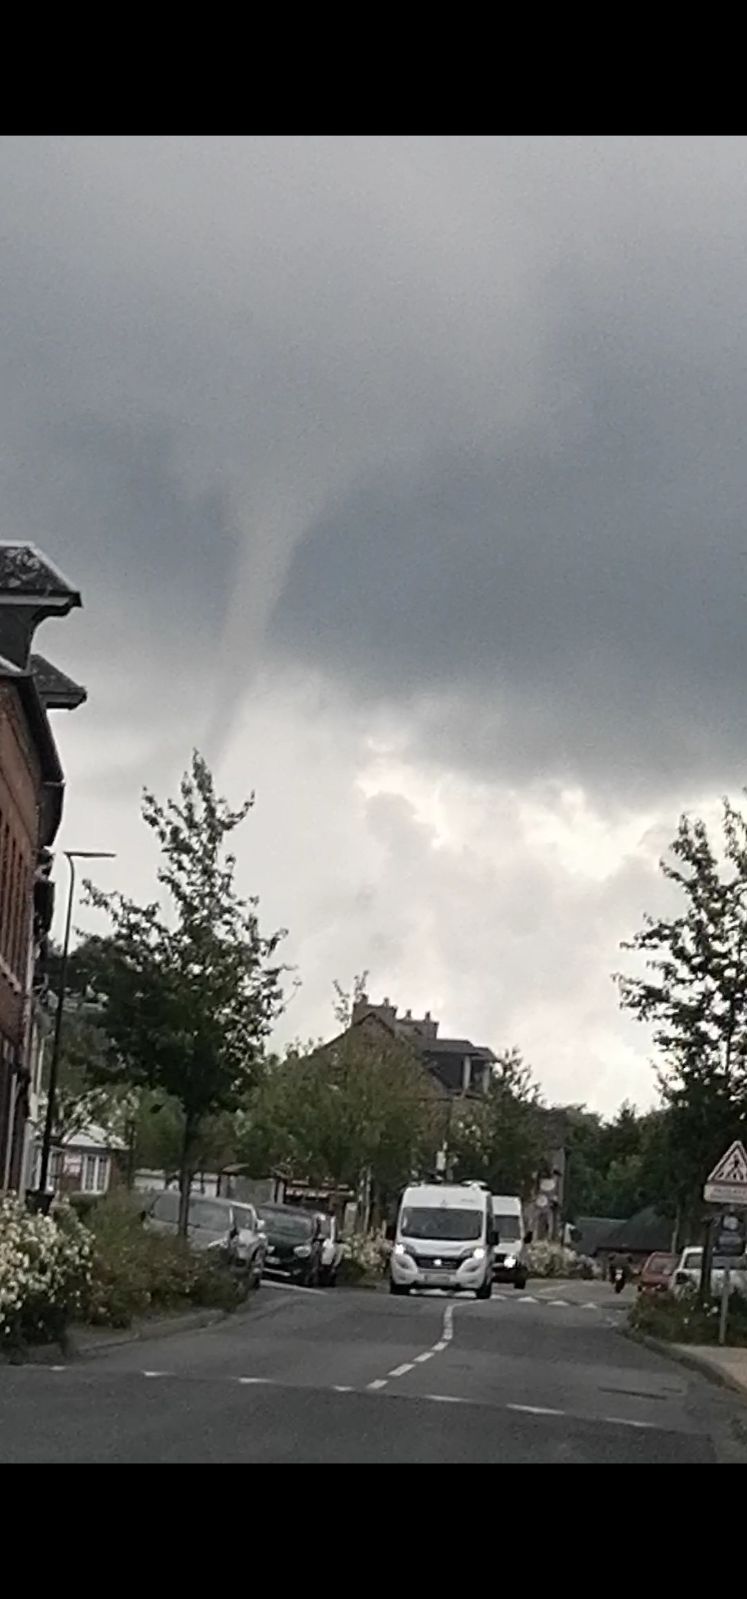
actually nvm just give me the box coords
[178,1114,197,1237]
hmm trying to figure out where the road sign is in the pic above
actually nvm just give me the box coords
[712,1210,746,1266]
[704,1140,747,1206]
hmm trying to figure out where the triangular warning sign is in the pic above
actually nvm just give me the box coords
[707,1141,747,1187]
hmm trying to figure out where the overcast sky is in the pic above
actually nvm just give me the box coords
[4,135,747,1112]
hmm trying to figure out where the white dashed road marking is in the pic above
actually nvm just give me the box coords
[603,1415,656,1430]
[426,1393,466,1404]
[508,1402,565,1417]
[414,1350,435,1364]
[367,1378,388,1391]
[388,1363,415,1377]
[238,1376,271,1385]
[143,1370,171,1379]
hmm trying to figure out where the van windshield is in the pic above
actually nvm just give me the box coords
[400,1207,483,1242]
[495,1215,521,1240]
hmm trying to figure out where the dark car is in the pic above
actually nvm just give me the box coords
[258,1203,324,1286]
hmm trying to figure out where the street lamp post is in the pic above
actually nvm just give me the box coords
[36,849,115,1206]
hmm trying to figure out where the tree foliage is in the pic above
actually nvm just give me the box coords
[239,992,439,1212]
[617,800,747,1228]
[77,753,287,1231]
[448,1048,544,1197]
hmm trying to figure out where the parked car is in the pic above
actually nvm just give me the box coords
[316,1213,344,1287]
[146,1190,266,1286]
[637,1251,677,1296]
[672,1245,747,1299]
[258,1203,324,1286]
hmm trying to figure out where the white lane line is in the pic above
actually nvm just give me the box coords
[237,1376,272,1385]
[602,1415,657,1430]
[493,1292,509,1301]
[549,1299,569,1307]
[332,1384,354,1393]
[414,1350,435,1364]
[388,1362,415,1378]
[143,1370,171,1379]
[367,1378,388,1391]
[431,1340,448,1352]
[517,1295,537,1303]
[426,1393,466,1404]
[582,1303,600,1311]
[48,1365,67,1372]
[508,1402,565,1417]
[443,1304,455,1341]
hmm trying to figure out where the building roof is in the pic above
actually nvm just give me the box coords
[572,1216,626,1257]
[604,1207,672,1254]
[0,543,80,601]
[30,653,87,710]
[423,1037,496,1061]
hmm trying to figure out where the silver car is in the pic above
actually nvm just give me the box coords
[146,1190,266,1287]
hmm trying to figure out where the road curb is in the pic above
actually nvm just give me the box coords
[624,1326,747,1403]
[71,1305,234,1358]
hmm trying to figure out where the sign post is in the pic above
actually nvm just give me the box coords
[702,1142,747,1334]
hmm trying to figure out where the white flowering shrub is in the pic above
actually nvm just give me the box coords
[525,1240,598,1280]
[0,1196,92,1352]
[338,1232,390,1284]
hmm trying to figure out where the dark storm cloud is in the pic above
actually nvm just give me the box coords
[3,135,747,800]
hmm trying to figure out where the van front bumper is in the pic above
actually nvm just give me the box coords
[390,1250,488,1292]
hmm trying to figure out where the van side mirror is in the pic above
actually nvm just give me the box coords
[385,1221,396,1242]
[524,1230,533,1245]
[491,1226,500,1247]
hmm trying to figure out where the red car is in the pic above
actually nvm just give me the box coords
[637,1251,676,1295]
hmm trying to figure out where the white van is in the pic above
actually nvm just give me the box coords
[389,1182,494,1298]
[491,1194,528,1289]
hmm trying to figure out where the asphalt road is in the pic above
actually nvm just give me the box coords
[2,1278,746,1462]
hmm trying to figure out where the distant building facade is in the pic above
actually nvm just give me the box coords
[350,993,495,1096]
[0,545,86,1192]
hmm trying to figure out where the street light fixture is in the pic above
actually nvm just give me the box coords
[36,849,116,1204]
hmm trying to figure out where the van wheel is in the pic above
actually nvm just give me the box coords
[475,1277,492,1300]
[390,1280,409,1295]
[513,1274,527,1291]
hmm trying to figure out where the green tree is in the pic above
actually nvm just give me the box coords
[80,752,287,1233]
[449,1048,544,1197]
[617,800,747,1232]
[240,1006,439,1219]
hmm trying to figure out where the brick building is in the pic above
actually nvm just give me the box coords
[0,545,85,1191]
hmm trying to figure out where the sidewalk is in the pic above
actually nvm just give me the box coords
[669,1343,747,1399]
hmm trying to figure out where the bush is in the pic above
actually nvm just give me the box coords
[525,1240,599,1280]
[82,1192,250,1328]
[0,1195,92,1353]
[337,1233,390,1286]
[630,1285,747,1346]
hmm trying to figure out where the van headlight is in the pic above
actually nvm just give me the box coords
[504,1255,516,1268]
[471,1246,486,1261]
[394,1242,410,1257]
